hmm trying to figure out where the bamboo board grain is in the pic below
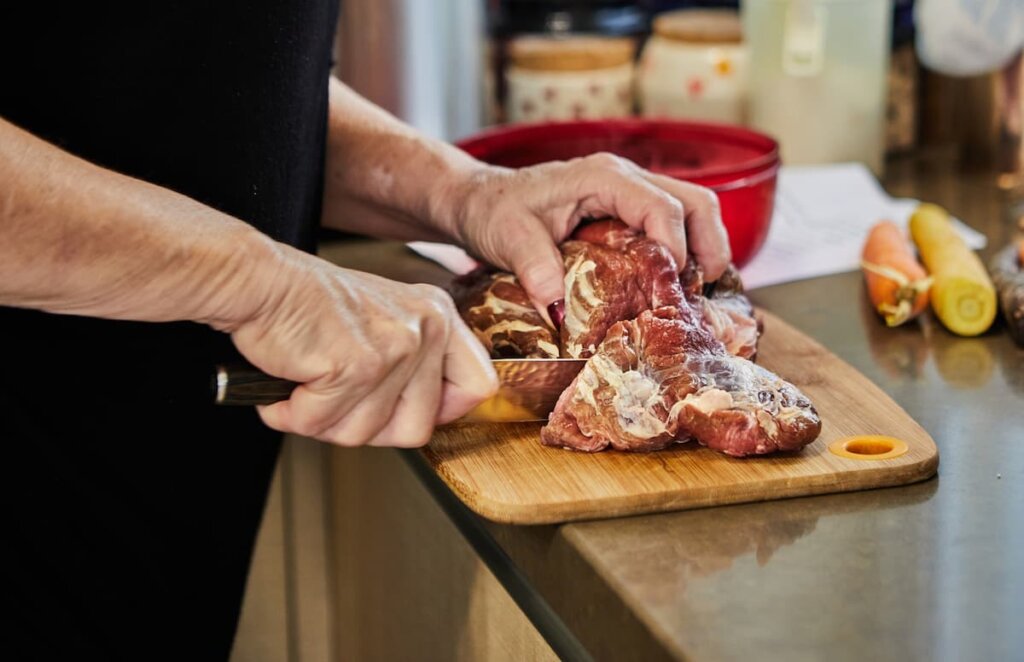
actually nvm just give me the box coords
[422,311,939,524]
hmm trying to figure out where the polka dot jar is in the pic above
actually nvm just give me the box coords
[638,10,747,124]
[505,36,636,123]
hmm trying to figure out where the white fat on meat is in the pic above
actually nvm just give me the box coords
[702,299,758,357]
[702,302,731,343]
[673,387,734,416]
[468,275,559,358]
[563,255,601,358]
[775,406,808,428]
[575,355,669,439]
[470,320,560,358]
[467,275,537,319]
[565,341,596,358]
[755,410,778,440]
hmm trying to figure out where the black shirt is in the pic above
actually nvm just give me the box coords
[1,2,338,658]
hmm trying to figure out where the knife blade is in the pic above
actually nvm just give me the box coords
[213,358,586,423]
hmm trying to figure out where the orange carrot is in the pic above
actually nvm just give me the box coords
[1018,238,1024,265]
[861,221,932,327]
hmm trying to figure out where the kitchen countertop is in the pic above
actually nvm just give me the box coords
[318,154,1024,661]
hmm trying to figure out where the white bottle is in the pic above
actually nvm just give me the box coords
[743,0,893,175]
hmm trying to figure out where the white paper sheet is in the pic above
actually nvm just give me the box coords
[738,162,987,289]
[408,162,988,289]
[407,241,478,275]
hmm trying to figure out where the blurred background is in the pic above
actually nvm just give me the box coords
[334,0,1022,186]
[233,5,1024,660]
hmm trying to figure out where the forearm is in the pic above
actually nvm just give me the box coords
[0,117,281,329]
[320,77,486,241]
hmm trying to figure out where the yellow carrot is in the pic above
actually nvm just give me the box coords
[909,203,996,336]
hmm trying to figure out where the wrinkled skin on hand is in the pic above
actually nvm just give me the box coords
[447,152,731,320]
[228,153,728,447]
[228,245,498,448]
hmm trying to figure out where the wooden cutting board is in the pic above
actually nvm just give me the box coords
[422,311,939,524]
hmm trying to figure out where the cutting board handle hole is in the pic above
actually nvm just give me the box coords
[847,439,893,455]
[829,436,909,461]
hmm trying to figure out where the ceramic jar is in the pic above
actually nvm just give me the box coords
[638,10,747,124]
[505,36,636,123]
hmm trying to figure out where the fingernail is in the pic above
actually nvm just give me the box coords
[547,299,565,330]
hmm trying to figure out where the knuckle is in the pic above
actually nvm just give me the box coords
[661,194,685,218]
[348,351,387,386]
[386,325,423,364]
[318,361,350,386]
[412,285,456,341]
[477,374,500,400]
[322,415,379,447]
[697,185,721,210]
[393,421,435,448]
[292,413,337,441]
[413,283,456,317]
[326,429,371,448]
[586,151,627,172]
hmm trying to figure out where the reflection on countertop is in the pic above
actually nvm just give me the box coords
[563,481,938,660]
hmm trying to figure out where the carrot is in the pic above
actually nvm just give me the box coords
[1018,237,1024,266]
[909,203,997,336]
[990,242,1024,346]
[861,220,932,327]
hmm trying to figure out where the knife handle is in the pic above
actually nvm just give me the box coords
[214,363,299,406]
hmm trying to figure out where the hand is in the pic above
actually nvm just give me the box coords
[225,246,497,447]
[447,153,730,316]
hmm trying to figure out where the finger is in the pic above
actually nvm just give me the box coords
[365,346,445,448]
[437,318,498,423]
[488,216,567,317]
[642,172,730,281]
[315,343,432,444]
[256,398,294,434]
[570,154,690,269]
[436,379,489,425]
[316,384,404,446]
[257,380,367,438]
[258,347,412,442]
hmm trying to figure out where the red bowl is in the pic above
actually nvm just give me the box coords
[456,119,779,268]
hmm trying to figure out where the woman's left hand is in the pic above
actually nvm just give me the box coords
[444,152,730,319]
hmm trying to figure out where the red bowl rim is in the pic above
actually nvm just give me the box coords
[455,118,781,187]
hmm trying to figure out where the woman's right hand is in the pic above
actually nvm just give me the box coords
[222,243,497,447]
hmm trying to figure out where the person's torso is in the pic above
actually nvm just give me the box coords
[2,1,338,247]
[0,5,340,654]
[0,0,340,389]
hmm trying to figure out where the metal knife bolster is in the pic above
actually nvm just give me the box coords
[213,358,586,422]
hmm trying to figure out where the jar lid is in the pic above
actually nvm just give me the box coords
[652,10,742,45]
[508,35,636,71]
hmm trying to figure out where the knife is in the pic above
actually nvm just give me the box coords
[213,358,586,423]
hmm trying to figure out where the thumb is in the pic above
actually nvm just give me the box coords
[503,235,566,324]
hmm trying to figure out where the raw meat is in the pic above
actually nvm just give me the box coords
[452,267,560,358]
[540,307,821,455]
[453,220,821,456]
[702,264,762,361]
[560,224,684,358]
[561,219,761,359]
